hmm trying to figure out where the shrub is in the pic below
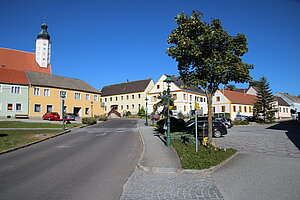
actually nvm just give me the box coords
[96,115,108,121]
[233,120,250,125]
[156,117,186,133]
[178,111,184,119]
[124,111,132,116]
[138,106,146,116]
[82,117,97,125]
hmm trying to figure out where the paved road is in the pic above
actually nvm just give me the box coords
[212,122,300,200]
[0,119,142,200]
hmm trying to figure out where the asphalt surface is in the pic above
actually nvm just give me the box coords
[0,119,142,200]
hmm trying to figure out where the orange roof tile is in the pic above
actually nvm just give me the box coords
[0,48,51,74]
[220,90,257,105]
[0,69,29,84]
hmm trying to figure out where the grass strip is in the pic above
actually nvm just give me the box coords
[172,139,237,170]
[0,121,82,128]
[0,130,62,152]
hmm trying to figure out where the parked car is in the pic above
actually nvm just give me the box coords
[186,121,228,138]
[215,118,233,128]
[64,113,76,121]
[185,116,215,127]
[42,112,60,120]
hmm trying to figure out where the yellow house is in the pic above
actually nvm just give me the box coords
[100,79,154,116]
[26,71,103,118]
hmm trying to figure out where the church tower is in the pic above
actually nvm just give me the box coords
[35,18,51,68]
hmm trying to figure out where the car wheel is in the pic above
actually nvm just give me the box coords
[213,130,222,138]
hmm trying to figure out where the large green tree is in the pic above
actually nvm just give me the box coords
[167,11,253,142]
[254,76,275,123]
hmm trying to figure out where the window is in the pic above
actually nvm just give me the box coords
[222,106,225,112]
[132,95,134,99]
[110,97,112,101]
[85,108,90,115]
[121,96,124,100]
[86,94,90,101]
[200,97,203,102]
[115,97,118,101]
[173,105,177,110]
[74,93,81,100]
[126,105,129,109]
[121,105,123,110]
[138,104,141,109]
[173,94,177,100]
[46,105,53,113]
[287,108,289,113]
[190,95,192,101]
[233,106,236,112]
[184,105,186,112]
[127,95,129,100]
[239,106,242,112]
[132,104,134,109]
[16,103,22,111]
[34,104,41,112]
[213,107,216,113]
[7,103,13,111]
[157,85,160,89]
[183,94,186,100]
[244,106,247,113]
[138,94,141,98]
[216,96,220,102]
[34,88,40,96]
[249,106,252,113]
[279,107,282,112]
[44,89,50,96]
[11,86,21,94]
[105,98,107,102]
[94,95,98,102]
[60,91,67,98]
[152,96,157,102]
[204,98,206,102]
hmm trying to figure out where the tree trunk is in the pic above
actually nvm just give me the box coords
[206,91,213,143]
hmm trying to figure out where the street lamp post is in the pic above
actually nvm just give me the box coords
[164,75,174,147]
[61,92,66,131]
[145,97,148,126]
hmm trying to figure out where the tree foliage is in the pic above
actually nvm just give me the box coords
[153,90,174,118]
[167,11,253,142]
[254,76,275,123]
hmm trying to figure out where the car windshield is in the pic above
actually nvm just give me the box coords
[52,112,58,115]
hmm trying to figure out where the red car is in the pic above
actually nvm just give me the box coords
[42,112,60,120]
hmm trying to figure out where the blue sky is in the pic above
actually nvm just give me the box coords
[1,0,299,95]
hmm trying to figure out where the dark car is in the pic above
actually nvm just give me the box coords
[186,121,228,138]
[42,112,60,120]
[64,113,76,121]
[215,118,233,128]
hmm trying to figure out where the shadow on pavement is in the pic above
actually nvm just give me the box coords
[267,120,300,150]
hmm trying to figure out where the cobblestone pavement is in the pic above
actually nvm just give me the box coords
[120,171,223,200]
[215,125,300,158]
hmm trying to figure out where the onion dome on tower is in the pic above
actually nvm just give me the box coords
[37,18,50,40]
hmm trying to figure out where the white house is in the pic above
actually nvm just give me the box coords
[212,89,257,120]
[147,74,207,116]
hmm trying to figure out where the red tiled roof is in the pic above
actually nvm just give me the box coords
[0,68,29,84]
[220,90,257,105]
[0,48,51,74]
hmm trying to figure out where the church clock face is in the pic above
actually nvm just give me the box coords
[36,39,49,68]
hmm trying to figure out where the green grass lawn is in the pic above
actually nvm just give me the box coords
[172,139,237,170]
[0,130,62,152]
[0,121,82,128]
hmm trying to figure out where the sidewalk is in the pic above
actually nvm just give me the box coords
[120,120,224,200]
[137,120,181,172]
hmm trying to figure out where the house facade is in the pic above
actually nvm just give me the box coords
[26,71,103,118]
[100,79,154,116]
[275,92,300,115]
[212,89,256,120]
[273,96,291,119]
[0,69,29,118]
[147,74,207,116]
